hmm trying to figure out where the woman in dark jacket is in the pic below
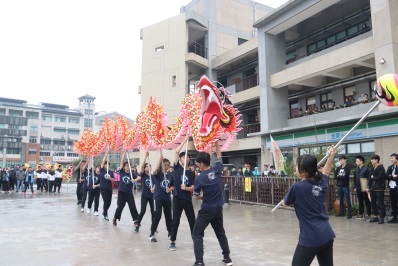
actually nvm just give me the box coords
[367,155,386,224]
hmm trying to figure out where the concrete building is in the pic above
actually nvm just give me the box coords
[0,95,136,168]
[253,0,398,170]
[137,0,274,166]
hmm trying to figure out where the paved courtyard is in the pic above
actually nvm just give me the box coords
[0,183,397,266]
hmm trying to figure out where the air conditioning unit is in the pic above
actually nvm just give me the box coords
[40,157,43,160]
[40,145,44,148]
[61,135,65,139]
[67,146,71,150]
[61,146,65,150]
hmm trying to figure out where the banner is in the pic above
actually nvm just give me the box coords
[244,178,251,192]
[270,135,285,174]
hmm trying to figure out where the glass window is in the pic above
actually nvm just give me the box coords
[344,86,356,98]
[67,153,79,157]
[54,127,67,133]
[30,126,38,132]
[54,116,66,122]
[326,35,336,44]
[307,43,317,53]
[42,115,52,121]
[29,150,37,155]
[84,118,93,128]
[347,143,360,153]
[7,148,20,155]
[9,110,23,117]
[26,112,39,119]
[68,129,80,135]
[40,139,51,145]
[306,96,316,111]
[84,109,93,115]
[347,25,358,35]
[369,80,376,99]
[29,136,37,143]
[361,142,375,153]
[320,92,332,108]
[336,30,346,40]
[317,39,326,48]
[289,100,299,118]
[40,152,51,156]
[68,117,80,124]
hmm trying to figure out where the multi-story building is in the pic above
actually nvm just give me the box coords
[253,0,398,168]
[136,0,273,165]
[0,94,98,167]
[138,0,398,171]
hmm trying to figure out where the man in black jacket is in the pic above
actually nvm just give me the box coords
[353,155,371,219]
[367,155,386,224]
[334,155,352,218]
[385,153,398,223]
[8,165,16,191]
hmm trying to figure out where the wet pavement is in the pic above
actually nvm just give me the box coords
[1,183,397,266]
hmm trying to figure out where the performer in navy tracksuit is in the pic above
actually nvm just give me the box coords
[282,146,336,266]
[192,141,232,266]
[135,152,155,232]
[169,135,196,251]
[113,151,140,226]
[87,165,101,216]
[149,155,173,242]
[100,150,114,221]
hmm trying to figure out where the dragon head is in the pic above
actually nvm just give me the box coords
[197,75,230,136]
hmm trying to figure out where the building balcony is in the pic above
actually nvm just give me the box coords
[287,100,379,129]
[237,123,261,139]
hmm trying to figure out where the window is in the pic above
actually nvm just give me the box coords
[30,126,38,132]
[42,114,52,122]
[347,25,359,35]
[326,35,336,44]
[9,125,22,130]
[29,150,37,155]
[289,100,299,118]
[53,140,65,145]
[347,143,360,153]
[84,119,92,128]
[0,109,5,115]
[67,153,79,157]
[53,152,65,156]
[306,96,316,111]
[54,116,66,122]
[320,92,333,108]
[29,136,37,143]
[54,127,67,133]
[336,30,346,40]
[84,109,93,115]
[9,110,23,117]
[344,86,356,100]
[155,45,164,52]
[26,112,39,119]
[316,39,326,49]
[307,43,317,53]
[172,75,177,88]
[369,80,376,99]
[68,128,80,135]
[40,152,51,156]
[361,142,375,153]
[7,148,20,155]
[69,117,80,124]
[40,139,51,145]
[67,141,73,145]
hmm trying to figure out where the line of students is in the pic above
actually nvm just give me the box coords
[75,138,233,266]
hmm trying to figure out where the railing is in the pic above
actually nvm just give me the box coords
[236,123,260,139]
[222,176,360,211]
[187,41,207,59]
[286,27,371,65]
[234,74,259,93]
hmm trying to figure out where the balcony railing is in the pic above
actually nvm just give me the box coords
[234,74,259,93]
[187,41,207,59]
[237,123,260,139]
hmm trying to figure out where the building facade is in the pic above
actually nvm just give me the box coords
[139,0,398,172]
[0,95,95,167]
[253,0,398,169]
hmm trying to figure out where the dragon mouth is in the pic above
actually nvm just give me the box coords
[199,82,227,136]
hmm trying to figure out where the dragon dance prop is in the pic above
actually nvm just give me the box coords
[272,73,398,212]
[74,75,242,155]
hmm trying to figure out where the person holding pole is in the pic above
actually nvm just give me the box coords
[169,134,196,251]
[112,150,140,227]
[282,146,337,266]
[75,158,87,205]
[135,152,155,233]
[100,149,114,221]
[149,153,173,243]
[192,141,233,266]
[87,165,101,216]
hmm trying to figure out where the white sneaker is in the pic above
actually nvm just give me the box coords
[94,211,99,216]
[87,208,91,214]
[81,208,84,212]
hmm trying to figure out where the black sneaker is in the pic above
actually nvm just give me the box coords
[378,218,384,224]
[149,234,157,242]
[193,263,204,266]
[369,217,379,223]
[222,258,233,266]
[387,218,398,223]
[113,219,117,226]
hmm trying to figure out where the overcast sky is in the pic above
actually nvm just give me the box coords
[0,0,288,120]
